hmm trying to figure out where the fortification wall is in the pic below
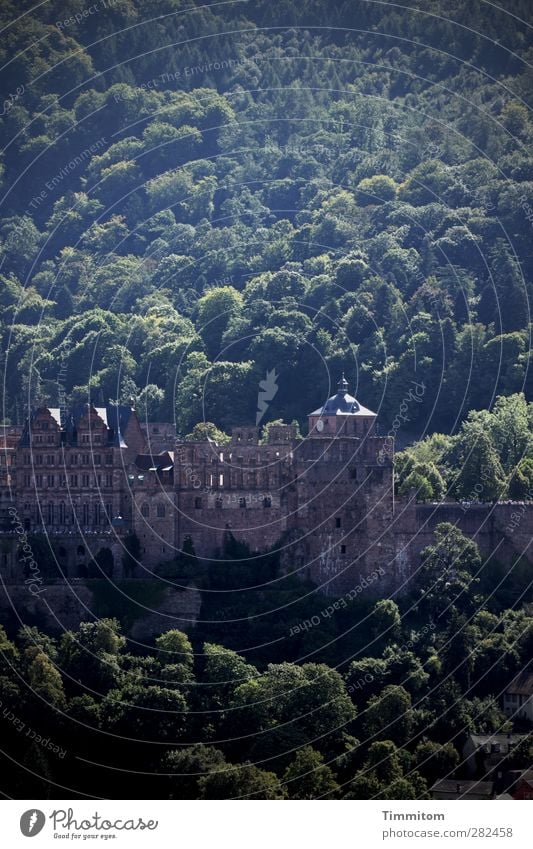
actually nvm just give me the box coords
[0,582,201,638]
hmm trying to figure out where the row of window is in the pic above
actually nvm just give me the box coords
[22,453,113,466]
[23,474,114,488]
[31,433,105,445]
[26,503,114,525]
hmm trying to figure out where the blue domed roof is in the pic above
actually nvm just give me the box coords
[309,374,376,417]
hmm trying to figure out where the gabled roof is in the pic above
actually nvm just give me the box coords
[505,671,533,696]
[467,733,526,750]
[431,779,493,798]
[19,403,135,448]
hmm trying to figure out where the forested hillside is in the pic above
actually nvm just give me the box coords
[1,0,532,440]
[1,525,533,799]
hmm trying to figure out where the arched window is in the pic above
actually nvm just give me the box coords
[157,504,165,518]
[141,503,150,517]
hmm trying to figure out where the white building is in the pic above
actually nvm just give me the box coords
[503,672,533,724]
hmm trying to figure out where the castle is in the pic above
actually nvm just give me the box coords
[1,376,532,599]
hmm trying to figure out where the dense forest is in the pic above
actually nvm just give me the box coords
[1,0,532,445]
[1,0,533,801]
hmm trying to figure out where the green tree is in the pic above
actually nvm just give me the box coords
[415,523,481,616]
[201,643,258,710]
[196,286,243,359]
[364,685,414,746]
[508,458,533,499]
[413,740,459,784]
[162,744,227,799]
[198,762,286,799]
[283,746,339,799]
[356,175,398,205]
[155,630,194,672]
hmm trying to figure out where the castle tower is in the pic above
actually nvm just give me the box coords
[294,374,395,595]
[308,373,377,437]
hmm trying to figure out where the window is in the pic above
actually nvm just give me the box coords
[81,434,90,444]
[24,474,31,487]
[47,434,55,443]
[350,467,357,480]
[47,504,54,525]
[77,545,85,556]
[263,496,272,508]
[71,474,78,487]
[157,504,166,518]
[82,504,90,525]
[46,454,55,465]
[58,503,65,524]
[94,454,101,465]
[94,435,101,444]
[82,454,90,465]
[216,496,223,508]
[82,474,90,487]
[93,504,100,525]
[141,503,150,517]
[35,455,43,465]
[71,454,78,465]
[24,454,30,464]
[218,474,224,486]
[341,544,346,554]
[35,475,42,487]
[105,454,113,465]
[47,475,54,487]
[194,497,202,509]
[34,434,43,444]
[335,517,341,528]
[105,503,112,521]
[41,422,49,430]
[239,497,246,508]
[105,474,113,487]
